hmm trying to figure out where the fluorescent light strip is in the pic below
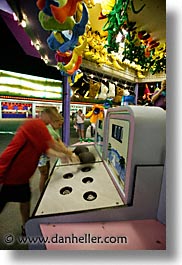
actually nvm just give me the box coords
[0,70,62,84]
[0,85,61,99]
[0,76,62,93]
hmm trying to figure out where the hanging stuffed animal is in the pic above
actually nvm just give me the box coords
[113,86,124,103]
[47,31,65,51]
[107,82,115,98]
[36,0,59,16]
[142,83,152,101]
[85,104,105,124]
[47,30,72,51]
[58,3,88,53]
[57,37,87,73]
[50,0,82,24]
[100,0,116,16]
[107,54,124,71]
[71,73,90,99]
[84,0,95,9]
[38,10,75,31]
[98,83,109,100]
[85,79,101,99]
[55,50,72,64]
[37,0,75,30]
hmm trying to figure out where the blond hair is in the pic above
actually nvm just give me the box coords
[40,107,60,122]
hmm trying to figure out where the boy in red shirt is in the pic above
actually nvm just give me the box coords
[0,107,78,232]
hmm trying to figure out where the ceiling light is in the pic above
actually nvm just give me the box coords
[44,56,49,64]
[20,19,26,28]
[40,55,49,64]
[18,12,27,28]
[35,41,41,50]
[13,13,18,21]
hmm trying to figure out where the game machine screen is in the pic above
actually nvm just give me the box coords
[103,111,134,205]
[108,121,129,191]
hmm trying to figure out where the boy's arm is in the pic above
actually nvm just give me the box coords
[46,148,80,163]
[47,140,80,162]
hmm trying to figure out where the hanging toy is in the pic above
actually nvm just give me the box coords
[113,86,124,103]
[37,0,75,31]
[100,0,116,16]
[38,10,75,31]
[47,31,66,50]
[57,37,87,72]
[55,50,72,64]
[85,104,105,124]
[36,0,59,16]
[58,2,89,53]
[66,56,82,75]
[142,83,152,102]
[98,83,109,100]
[107,82,115,98]
[84,0,95,9]
[50,0,82,24]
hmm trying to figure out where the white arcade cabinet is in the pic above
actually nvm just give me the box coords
[25,106,166,249]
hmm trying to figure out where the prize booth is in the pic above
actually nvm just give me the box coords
[25,106,166,250]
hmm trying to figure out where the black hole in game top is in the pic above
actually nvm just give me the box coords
[82,177,94,183]
[83,191,97,201]
[63,173,74,179]
[81,167,91,172]
[60,186,72,195]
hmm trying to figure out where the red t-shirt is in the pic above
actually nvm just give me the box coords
[0,119,53,185]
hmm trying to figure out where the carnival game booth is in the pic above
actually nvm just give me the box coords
[25,106,166,250]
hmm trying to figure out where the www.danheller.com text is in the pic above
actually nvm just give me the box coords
[3,233,128,245]
[47,233,128,244]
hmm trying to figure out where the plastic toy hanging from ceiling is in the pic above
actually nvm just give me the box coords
[99,0,166,75]
[36,0,89,80]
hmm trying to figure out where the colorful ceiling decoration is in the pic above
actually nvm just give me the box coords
[35,0,166,78]
[36,0,89,79]
[0,0,166,81]
[99,0,166,74]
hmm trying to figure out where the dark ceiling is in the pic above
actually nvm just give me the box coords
[0,0,166,82]
[0,0,62,80]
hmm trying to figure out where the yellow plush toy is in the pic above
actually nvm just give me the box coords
[85,79,101,99]
[101,0,116,15]
[85,104,105,124]
[84,0,95,8]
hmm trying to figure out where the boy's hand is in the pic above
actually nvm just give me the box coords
[70,153,80,163]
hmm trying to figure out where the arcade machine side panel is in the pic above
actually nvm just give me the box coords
[94,109,107,159]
